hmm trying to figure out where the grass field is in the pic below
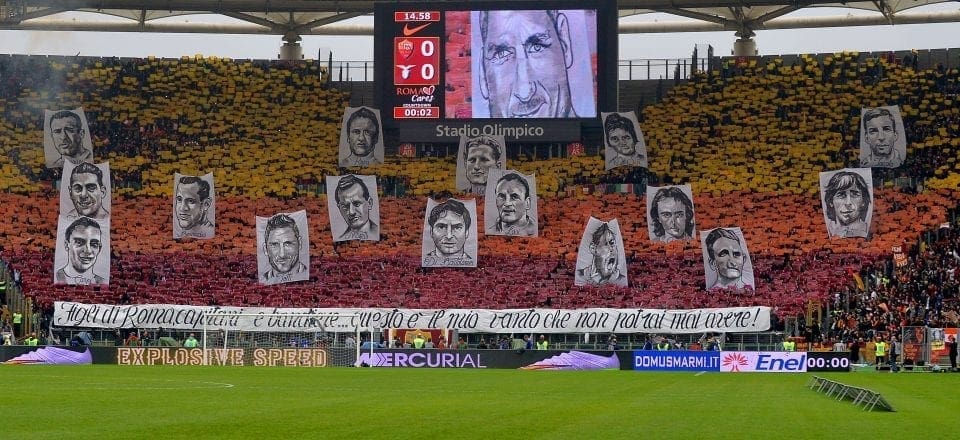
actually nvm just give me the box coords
[3,366,959,439]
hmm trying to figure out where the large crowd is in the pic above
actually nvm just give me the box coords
[0,50,958,347]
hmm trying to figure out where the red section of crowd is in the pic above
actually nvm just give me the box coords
[0,51,958,338]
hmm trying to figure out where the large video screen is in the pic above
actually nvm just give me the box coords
[374,0,617,142]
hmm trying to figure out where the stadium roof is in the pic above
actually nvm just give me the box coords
[1,0,959,39]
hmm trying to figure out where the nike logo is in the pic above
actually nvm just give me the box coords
[403,22,431,36]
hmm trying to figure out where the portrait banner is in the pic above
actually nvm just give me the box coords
[53,216,110,286]
[859,106,906,168]
[55,302,773,334]
[819,168,874,239]
[59,161,112,221]
[700,227,755,290]
[469,10,598,119]
[646,184,696,243]
[484,169,538,237]
[326,174,381,242]
[338,106,385,167]
[575,217,628,287]
[43,108,94,169]
[256,210,310,285]
[421,198,478,268]
[602,111,648,170]
[173,172,215,240]
[456,133,506,193]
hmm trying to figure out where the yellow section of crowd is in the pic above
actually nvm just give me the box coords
[0,52,958,199]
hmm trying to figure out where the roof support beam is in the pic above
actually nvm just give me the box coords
[3,10,959,35]
[220,11,276,30]
[292,12,363,34]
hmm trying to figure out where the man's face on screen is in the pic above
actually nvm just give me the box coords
[66,225,101,273]
[481,10,573,118]
[607,127,637,156]
[70,172,105,217]
[431,210,468,257]
[590,230,618,280]
[337,183,371,230]
[710,236,744,282]
[265,227,301,274]
[864,115,897,157]
[495,178,529,225]
[175,182,209,230]
[51,114,84,158]
[831,186,864,225]
[656,197,688,239]
[465,144,499,186]
[347,116,377,158]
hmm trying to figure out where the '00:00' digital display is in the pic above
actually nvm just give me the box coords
[394,107,439,119]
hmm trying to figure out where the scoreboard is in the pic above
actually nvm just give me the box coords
[390,10,441,119]
[374,0,618,142]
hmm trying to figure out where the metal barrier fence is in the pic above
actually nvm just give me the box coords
[330,58,709,82]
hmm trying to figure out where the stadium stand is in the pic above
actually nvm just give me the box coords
[0,51,958,343]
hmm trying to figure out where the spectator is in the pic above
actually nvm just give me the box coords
[888,336,900,370]
[76,331,93,346]
[360,338,382,350]
[704,336,720,351]
[782,337,796,352]
[536,335,548,350]
[607,336,619,350]
[656,337,671,351]
[125,331,140,346]
[12,310,22,338]
[947,335,958,372]
[642,335,653,351]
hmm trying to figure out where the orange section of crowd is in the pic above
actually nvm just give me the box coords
[1,52,959,319]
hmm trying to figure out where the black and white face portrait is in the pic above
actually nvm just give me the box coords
[54,216,110,285]
[173,172,215,240]
[859,106,906,168]
[602,112,648,170]
[422,198,478,268]
[575,217,628,287]
[484,169,538,237]
[646,185,696,243]
[456,134,506,193]
[700,227,754,290]
[326,174,381,242]
[819,168,874,239]
[338,106,385,167]
[470,10,598,118]
[60,161,111,221]
[256,210,310,285]
[43,108,94,169]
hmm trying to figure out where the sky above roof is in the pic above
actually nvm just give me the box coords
[1,5,957,63]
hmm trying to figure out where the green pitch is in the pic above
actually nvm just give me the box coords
[3,366,958,439]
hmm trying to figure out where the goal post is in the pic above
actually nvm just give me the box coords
[199,312,370,367]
